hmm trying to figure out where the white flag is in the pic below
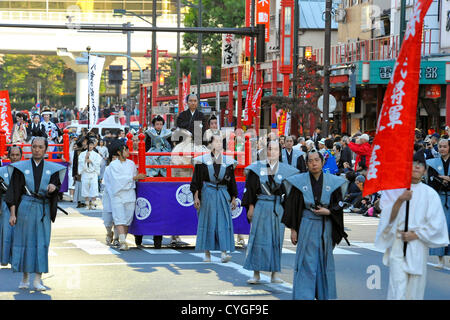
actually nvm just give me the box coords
[284,112,291,136]
[88,55,105,128]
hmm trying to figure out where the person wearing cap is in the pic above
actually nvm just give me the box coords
[424,136,439,159]
[317,138,327,155]
[348,133,371,171]
[430,132,440,153]
[375,150,449,299]
[426,138,450,268]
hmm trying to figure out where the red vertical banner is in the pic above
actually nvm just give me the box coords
[0,91,13,143]
[181,73,191,112]
[251,84,263,122]
[363,0,433,196]
[243,67,254,126]
[256,0,270,42]
[278,109,287,136]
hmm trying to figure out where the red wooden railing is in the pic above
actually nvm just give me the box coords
[133,135,252,182]
[0,129,70,162]
[0,129,253,182]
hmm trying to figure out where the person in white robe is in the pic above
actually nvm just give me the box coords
[78,140,102,210]
[105,143,146,250]
[102,154,119,246]
[375,151,449,300]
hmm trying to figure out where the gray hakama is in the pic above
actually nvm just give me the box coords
[242,161,299,272]
[191,154,237,252]
[6,160,66,273]
[283,172,346,300]
[0,166,13,265]
[426,157,450,257]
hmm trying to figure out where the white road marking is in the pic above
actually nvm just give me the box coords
[65,239,120,255]
[282,247,360,255]
[189,252,293,293]
[141,249,182,254]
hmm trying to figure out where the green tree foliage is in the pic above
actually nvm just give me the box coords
[0,54,76,109]
[182,0,245,83]
[0,55,33,96]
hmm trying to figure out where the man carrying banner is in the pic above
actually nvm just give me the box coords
[375,150,449,299]
[362,0,448,300]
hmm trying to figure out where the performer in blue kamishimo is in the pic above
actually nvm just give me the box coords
[191,134,238,263]
[282,150,348,300]
[242,140,299,284]
[0,146,22,267]
[6,137,66,291]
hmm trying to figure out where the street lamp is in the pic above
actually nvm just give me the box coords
[280,0,295,97]
[205,65,212,79]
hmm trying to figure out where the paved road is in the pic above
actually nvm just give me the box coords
[0,199,449,300]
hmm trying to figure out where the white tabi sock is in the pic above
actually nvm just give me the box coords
[119,234,127,243]
[33,273,46,291]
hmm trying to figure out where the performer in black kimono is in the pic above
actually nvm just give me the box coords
[176,94,206,142]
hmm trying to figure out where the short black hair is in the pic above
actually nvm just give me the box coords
[208,115,217,126]
[152,115,165,126]
[325,138,334,149]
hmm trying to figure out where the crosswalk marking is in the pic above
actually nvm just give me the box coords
[282,247,360,255]
[141,249,182,254]
[66,239,120,255]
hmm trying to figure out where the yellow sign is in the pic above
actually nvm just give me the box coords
[346,97,355,113]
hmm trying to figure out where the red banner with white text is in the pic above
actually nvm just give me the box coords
[363,0,433,196]
[0,90,13,143]
[243,67,254,126]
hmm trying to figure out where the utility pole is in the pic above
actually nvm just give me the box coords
[197,0,202,100]
[322,0,332,138]
[176,0,181,84]
[151,0,157,82]
[292,0,299,98]
[125,22,132,127]
[250,0,255,67]
[399,0,407,44]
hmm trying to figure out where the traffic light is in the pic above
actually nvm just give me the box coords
[256,24,266,63]
[108,66,123,85]
[349,66,356,98]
